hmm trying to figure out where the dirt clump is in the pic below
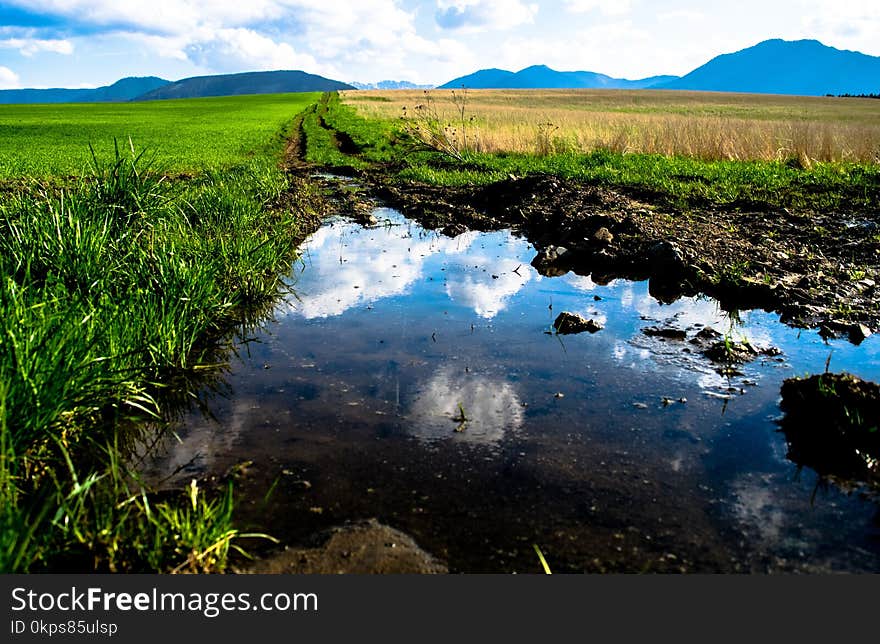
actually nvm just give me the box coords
[779,373,880,489]
[553,312,603,334]
[241,519,447,574]
[369,173,880,341]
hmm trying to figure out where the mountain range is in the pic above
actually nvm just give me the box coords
[439,40,880,96]
[137,70,353,100]
[657,39,880,95]
[349,80,433,90]
[0,70,353,104]
[440,65,676,90]
[0,39,877,104]
[0,76,168,104]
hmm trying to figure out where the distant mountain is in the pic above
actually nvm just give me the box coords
[135,70,354,100]
[655,39,880,96]
[440,65,677,90]
[350,80,434,90]
[440,68,515,89]
[0,76,169,104]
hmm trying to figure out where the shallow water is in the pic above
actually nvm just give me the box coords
[144,206,880,572]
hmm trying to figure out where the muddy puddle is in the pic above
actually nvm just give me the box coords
[143,205,880,573]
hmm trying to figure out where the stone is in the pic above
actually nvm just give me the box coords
[648,240,687,279]
[553,312,603,334]
[642,326,687,340]
[531,245,572,276]
[848,323,873,345]
[592,227,614,245]
[241,519,447,574]
[690,327,722,346]
[441,223,468,237]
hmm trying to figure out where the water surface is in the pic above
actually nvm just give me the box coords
[144,206,880,572]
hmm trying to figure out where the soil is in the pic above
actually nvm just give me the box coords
[779,373,880,490]
[240,519,447,574]
[361,173,879,342]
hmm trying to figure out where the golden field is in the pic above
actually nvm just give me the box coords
[341,89,880,164]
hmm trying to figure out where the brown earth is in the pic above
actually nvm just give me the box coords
[359,173,879,343]
[240,519,447,574]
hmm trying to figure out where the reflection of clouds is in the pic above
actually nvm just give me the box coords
[286,209,533,319]
[618,282,731,328]
[287,212,463,319]
[731,475,787,545]
[565,274,600,292]
[407,367,524,445]
[142,398,253,486]
[444,241,532,318]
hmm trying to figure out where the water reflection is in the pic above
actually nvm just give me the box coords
[442,238,532,318]
[286,209,531,320]
[407,367,524,446]
[143,203,880,572]
[284,213,458,318]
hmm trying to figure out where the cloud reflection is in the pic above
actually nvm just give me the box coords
[444,237,532,318]
[285,209,533,320]
[407,367,524,446]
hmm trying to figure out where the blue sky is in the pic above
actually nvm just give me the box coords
[0,0,877,88]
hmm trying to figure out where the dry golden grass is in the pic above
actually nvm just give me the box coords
[341,89,880,164]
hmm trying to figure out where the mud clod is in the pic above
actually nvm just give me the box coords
[366,172,880,340]
[554,312,603,334]
[242,519,447,574]
[779,373,880,488]
[643,327,688,340]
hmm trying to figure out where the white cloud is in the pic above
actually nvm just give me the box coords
[0,38,74,56]
[798,0,880,55]
[0,65,20,89]
[563,0,632,16]
[184,28,325,75]
[5,1,471,82]
[435,0,538,32]
[657,9,705,23]
[9,0,879,87]
[498,21,657,77]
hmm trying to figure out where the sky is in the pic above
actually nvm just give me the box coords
[0,0,877,89]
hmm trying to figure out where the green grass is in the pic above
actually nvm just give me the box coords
[0,93,319,178]
[395,149,880,211]
[0,95,324,572]
[315,91,880,212]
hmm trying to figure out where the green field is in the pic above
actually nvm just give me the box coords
[309,91,880,212]
[0,92,324,573]
[3,87,879,573]
[0,93,319,178]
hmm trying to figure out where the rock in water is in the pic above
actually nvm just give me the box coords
[241,519,447,574]
[648,240,687,279]
[554,312,604,334]
[849,323,873,345]
[779,373,880,487]
[531,245,572,276]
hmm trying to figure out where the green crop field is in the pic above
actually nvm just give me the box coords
[0,92,325,573]
[305,91,880,212]
[0,92,319,178]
